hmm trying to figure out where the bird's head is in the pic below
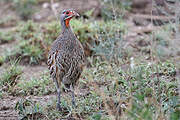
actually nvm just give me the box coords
[60,9,80,28]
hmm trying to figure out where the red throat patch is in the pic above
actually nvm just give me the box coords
[65,18,72,27]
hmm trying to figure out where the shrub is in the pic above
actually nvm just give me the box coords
[81,59,179,119]
[0,31,14,44]
[6,21,44,64]
[91,18,127,62]
[0,60,22,92]
[13,0,37,20]
[15,98,44,119]
[101,0,132,20]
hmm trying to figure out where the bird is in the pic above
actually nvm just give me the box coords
[47,9,85,111]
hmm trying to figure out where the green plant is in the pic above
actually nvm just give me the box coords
[15,98,44,119]
[0,16,17,28]
[0,31,14,44]
[101,0,132,20]
[15,72,55,96]
[0,91,3,99]
[71,19,95,43]
[80,58,179,119]
[42,21,61,45]
[0,56,5,66]
[0,60,22,92]
[18,20,37,39]
[43,97,72,119]
[91,19,127,62]
[13,0,37,20]
[43,90,104,119]
[19,40,44,64]
[7,21,44,64]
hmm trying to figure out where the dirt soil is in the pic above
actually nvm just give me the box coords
[0,95,57,120]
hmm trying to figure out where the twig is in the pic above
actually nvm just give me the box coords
[129,13,175,21]
[130,26,161,34]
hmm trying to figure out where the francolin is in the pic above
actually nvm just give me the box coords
[47,9,85,111]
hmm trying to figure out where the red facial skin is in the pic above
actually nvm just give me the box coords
[64,11,74,27]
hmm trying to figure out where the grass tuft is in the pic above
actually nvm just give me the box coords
[15,72,55,96]
[15,98,44,120]
[0,60,22,93]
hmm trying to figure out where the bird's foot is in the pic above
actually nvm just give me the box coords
[56,102,62,111]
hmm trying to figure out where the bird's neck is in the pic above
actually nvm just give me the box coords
[61,20,73,35]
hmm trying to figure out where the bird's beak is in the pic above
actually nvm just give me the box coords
[64,10,80,20]
[74,11,80,17]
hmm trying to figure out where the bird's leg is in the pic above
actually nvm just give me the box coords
[54,78,62,111]
[56,87,62,111]
[70,84,76,107]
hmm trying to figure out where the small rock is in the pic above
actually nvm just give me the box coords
[133,18,149,26]
[42,2,50,9]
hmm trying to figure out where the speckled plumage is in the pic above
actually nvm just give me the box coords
[48,28,85,86]
[47,9,85,110]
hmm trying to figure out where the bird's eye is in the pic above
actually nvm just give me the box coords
[66,11,69,14]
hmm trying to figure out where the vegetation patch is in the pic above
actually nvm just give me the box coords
[5,18,126,65]
[15,98,44,120]
[0,60,23,94]
[42,92,103,119]
[15,72,55,96]
[0,56,5,66]
[101,0,132,20]
[11,59,179,119]
[5,21,45,65]
[80,59,179,119]
[0,31,15,44]
[13,0,37,20]
[0,16,17,28]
